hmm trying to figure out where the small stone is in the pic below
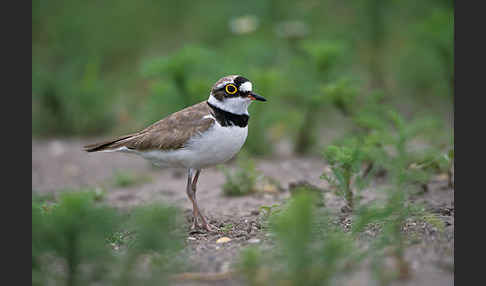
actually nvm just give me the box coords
[435,173,449,181]
[263,194,273,199]
[216,237,232,244]
[187,237,197,241]
[262,183,278,193]
[248,238,261,244]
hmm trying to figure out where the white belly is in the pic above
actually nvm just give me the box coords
[127,123,248,169]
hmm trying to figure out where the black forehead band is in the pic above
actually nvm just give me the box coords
[234,76,249,87]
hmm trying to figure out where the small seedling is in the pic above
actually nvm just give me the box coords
[422,213,446,233]
[221,155,260,197]
[260,204,281,219]
[221,223,234,234]
[321,145,366,211]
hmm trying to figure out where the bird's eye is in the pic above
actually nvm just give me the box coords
[225,84,238,95]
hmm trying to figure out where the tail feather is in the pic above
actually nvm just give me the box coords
[83,134,135,152]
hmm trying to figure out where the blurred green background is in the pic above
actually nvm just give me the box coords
[32,0,454,156]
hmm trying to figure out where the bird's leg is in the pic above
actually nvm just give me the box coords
[186,169,200,230]
[190,169,215,232]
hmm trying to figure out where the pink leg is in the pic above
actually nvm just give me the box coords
[186,169,200,230]
[187,169,215,232]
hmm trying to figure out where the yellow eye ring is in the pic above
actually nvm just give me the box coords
[225,84,238,95]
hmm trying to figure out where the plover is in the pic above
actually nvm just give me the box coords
[84,75,266,231]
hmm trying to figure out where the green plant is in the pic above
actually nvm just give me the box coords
[221,223,234,234]
[385,110,444,187]
[32,191,121,286]
[290,41,346,155]
[259,204,282,223]
[321,145,367,211]
[32,191,185,286]
[350,101,444,188]
[117,204,184,286]
[351,187,422,283]
[239,192,361,286]
[221,155,260,196]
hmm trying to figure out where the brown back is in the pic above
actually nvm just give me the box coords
[84,101,215,152]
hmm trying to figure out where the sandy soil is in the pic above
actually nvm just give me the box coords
[32,138,454,286]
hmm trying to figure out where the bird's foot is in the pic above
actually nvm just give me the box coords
[201,222,218,232]
[189,221,217,233]
[198,215,218,232]
[188,212,218,232]
[190,216,201,230]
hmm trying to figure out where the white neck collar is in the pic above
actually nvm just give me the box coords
[207,94,251,115]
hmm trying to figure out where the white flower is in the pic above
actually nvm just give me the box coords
[229,15,259,35]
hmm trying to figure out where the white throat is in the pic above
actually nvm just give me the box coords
[208,94,252,115]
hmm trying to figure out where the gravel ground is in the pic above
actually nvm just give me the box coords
[32,138,454,286]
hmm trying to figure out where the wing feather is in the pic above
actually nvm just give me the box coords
[84,102,214,152]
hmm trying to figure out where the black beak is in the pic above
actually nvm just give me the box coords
[249,93,266,102]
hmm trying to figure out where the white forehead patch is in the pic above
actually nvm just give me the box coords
[239,81,252,92]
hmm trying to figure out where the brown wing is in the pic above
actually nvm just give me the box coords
[84,101,214,152]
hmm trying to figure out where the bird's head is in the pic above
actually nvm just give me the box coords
[208,75,266,115]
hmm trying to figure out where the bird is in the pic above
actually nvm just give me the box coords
[84,75,266,231]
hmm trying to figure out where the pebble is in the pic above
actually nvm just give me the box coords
[187,237,197,241]
[247,238,261,244]
[216,237,232,244]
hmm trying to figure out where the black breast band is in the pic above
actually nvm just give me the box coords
[207,102,249,127]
